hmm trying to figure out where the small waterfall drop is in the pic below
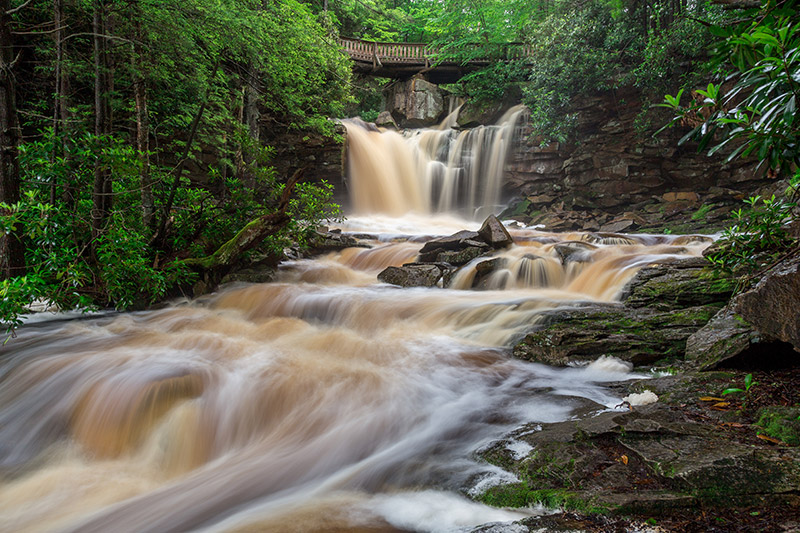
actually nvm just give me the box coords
[344,106,525,218]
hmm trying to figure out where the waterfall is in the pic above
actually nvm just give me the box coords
[344,106,525,219]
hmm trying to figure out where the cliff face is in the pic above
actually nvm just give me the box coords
[505,87,782,232]
[265,84,784,230]
[265,123,348,206]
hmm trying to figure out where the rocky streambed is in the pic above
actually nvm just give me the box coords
[337,215,800,531]
[481,244,800,531]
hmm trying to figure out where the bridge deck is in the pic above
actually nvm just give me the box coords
[339,37,531,84]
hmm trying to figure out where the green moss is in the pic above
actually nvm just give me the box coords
[756,407,800,446]
[691,204,714,221]
[501,199,531,218]
[478,483,610,513]
[479,482,531,508]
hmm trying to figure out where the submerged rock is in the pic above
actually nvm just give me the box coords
[553,241,596,265]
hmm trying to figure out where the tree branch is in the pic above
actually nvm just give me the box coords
[6,0,34,15]
[182,168,305,277]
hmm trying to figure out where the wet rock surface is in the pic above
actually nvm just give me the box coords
[513,303,722,367]
[622,258,735,311]
[484,248,800,531]
[474,368,800,532]
[513,261,733,368]
[479,401,800,514]
[735,253,800,354]
[377,263,444,287]
[306,229,367,254]
[478,215,514,248]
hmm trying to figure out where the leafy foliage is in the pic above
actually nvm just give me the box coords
[722,372,758,395]
[659,4,800,175]
[415,0,722,140]
[659,0,800,280]
[1,0,349,334]
[706,194,796,275]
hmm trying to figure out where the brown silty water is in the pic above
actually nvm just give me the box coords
[0,114,711,532]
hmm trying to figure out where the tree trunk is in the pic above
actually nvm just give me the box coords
[0,0,25,279]
[91,0,113,243]
[237,64,260,188]
[51,0,64,205]
[183,169,303,289]
[152,57,220,252]
[132,11,153,229]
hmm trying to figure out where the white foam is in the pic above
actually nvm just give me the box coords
[467,467,521,497]
[587,355,633,374]
[368,490,534,532]
[623,390,659,406]
[506,440,533,460]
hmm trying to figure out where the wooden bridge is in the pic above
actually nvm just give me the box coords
[339,37,532,84]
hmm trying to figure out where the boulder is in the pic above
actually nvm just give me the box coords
[418,230,482,255]
[374,111,397,129]
[377,264,442,287]
[478,215,513,248]
[384,76,445,128]
[466,257,510,289]
[553,241,596,265]
[435,246,486,266]
[417,230,490,263]
[735,253,800,353]
[684,308,764,370]
[513,304,721,367]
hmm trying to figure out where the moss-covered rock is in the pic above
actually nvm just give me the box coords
[513,303,721,367]
[684,308,763,370]
[476,404,800,515]
[435,246,488,266]
[377,264,443,287]
[756,407,800,446]
[622,260,735,311]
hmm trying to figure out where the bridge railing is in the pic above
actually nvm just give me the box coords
[338,37,532,66]
[339,37,432,64]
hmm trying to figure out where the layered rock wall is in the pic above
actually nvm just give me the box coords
[505,87,782,232]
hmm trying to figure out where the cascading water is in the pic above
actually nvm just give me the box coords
[0,112,711,533]
[343,106,524,218]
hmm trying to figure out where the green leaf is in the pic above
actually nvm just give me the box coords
[785,95,797,126]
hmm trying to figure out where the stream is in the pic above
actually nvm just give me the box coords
[0,115,710,533]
